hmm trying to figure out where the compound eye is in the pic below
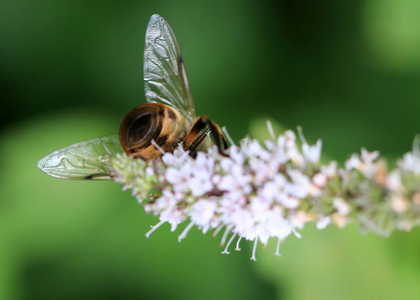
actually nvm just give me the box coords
[126,112,153,146]
[119,104,161,154]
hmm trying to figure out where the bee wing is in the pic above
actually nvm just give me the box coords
[37,135,123,180]
[144,14,196,126]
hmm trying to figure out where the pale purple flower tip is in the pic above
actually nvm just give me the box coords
[110,128,420,260]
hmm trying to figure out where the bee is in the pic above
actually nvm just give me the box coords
[37,14,228,180]
[120,14,228,161]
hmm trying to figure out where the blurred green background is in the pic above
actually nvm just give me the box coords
[1,0,420,299]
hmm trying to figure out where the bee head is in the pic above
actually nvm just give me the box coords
[119,103,165,156]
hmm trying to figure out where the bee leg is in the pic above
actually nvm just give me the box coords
[183,116,228,157]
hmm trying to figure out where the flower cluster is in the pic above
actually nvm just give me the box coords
[110,129,420,260]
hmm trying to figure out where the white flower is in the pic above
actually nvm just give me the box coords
[230,208,254,239]
[217,194,246,226]
[332,213,348,228]
[276,131,304,167]
[291,211,316,229]
[189,174,213,197]
[162,145,190,167]
[260,174,285,200]
[218,165,252,195]
[261,174,300,209]
[361,148,379,164]
[165,167,180,183]
[386,171,402,192]
[345,149,379,178]
[190,199,218,233]
[287,169,321,198]
[110,125,420,260]
[166,164,192,184]
[321,161,337,177]
[345,154,361,171]
[302,140,322,164]
[250,159,279,184]
[316,216,331,229]
[155,190,177,210]
[313,173,327,187]
[390,195,408,213]
[243,139,271,160]
[266,206,292,240]
[145,167,154,176]
[159,208,185,232]
[226,145,244,166]
[313,161,337,187]
[333,197,351,216]
[400,152,420,174]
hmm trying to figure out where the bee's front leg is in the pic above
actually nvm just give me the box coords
[183,116,228,157]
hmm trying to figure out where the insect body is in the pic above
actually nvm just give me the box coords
[119,103,190,161]
[37,14,228,179]
[120,15,227,161]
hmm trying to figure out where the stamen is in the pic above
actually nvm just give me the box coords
[212,225,224,237]
[297,126,307,144]
[177,143,190,161]
[266,121,276,141]
[178,221,195,242]
[274,238,282,257]
[292,228,302,239]
[235,237,242,251]
[222,126,236,146]
[151,139,166,155]
[413,134,420,158]
[220,225,233,246]
[221,233,237,255]
[250,238,258,261]
[145,220,166,238]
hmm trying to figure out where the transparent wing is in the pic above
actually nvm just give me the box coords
[37,135,123,180]
[144,14,196,126]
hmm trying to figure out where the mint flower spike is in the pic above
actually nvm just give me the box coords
[110,125,420,261]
